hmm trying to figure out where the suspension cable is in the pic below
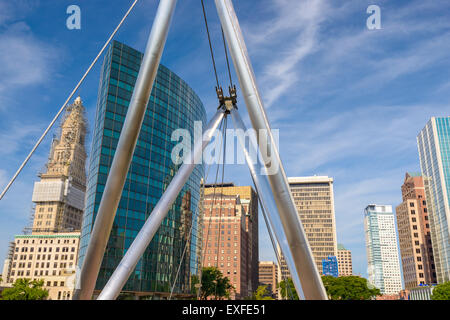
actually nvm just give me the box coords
[201,0,220,89]
[221,27,234,88]
[0,0,140,201]
[260,202,294,300]
[197,118,226,299]
[213,116,227,298]
[168,140,216,300]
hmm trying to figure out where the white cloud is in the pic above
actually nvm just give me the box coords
[0,22,57,95]
[242,0,329,108]
[0,122,44,157]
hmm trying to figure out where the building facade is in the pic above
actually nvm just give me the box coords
[337,244,353,276]
[30,97,87,233]
[322,256,339,277]
[78,41,206,298]
[417,117,450,283]
[395,172,436,290]
[258,261,278,298]
[281,176,337,275]
[6,233,80,300]
[203,183,259,297]
[1,98,87,300]
[408,285,435,300]
[364,205,403,295]
[201,192,248,299]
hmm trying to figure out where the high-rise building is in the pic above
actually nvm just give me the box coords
[322,256,339,277]
[283,176,338,275]
[2,98,87,300]
[78,41,206,298]
[417,117,450,283]
[201,192,247,299]
[30,97,87,233]
[337,244,353,276]
[203,183,259,297]
[364,204,403,295]
[395,172,436,290]
[258,261,278,298]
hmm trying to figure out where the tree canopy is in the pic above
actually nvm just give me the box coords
[192,267,234,300]
[322,275,380,300]
[1,278,49,300]
[278,276,380,300]
[431,282,450,300]
[253,285,275,300]
[278,278,299,300]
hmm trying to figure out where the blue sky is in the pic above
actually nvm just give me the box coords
[0,0,450,280]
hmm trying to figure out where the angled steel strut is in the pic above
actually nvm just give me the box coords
[74,0,178,300]
[76,0,327,300]
[98,108,225,300]
[214,0,327,299]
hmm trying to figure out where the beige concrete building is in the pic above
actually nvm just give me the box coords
[203,184,258,298]
[337,244,353,276]
[279,176,338,276]
[7,233,80,300]
[396,173,437,290]
[2,98,87,300]
[258,261,278,298]
[30,97,87,233]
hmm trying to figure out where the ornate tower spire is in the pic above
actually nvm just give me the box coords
[30,97,87,233]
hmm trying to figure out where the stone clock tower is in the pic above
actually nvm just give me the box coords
[31,97,87,233]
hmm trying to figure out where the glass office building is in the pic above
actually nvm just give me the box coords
[417,117,450,283]
[364,205,403,295]
[78,41,206,297]
[322,256,339,278]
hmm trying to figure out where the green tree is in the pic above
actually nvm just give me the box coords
[278,278,299,300]
[431,282,450,300]
[1,278,49,300]
[194,267,234,300]
[322,275,380,300]
[254,285,275,300]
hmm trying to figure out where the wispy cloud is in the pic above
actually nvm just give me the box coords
[242,0,329,108]
[0,23,57,103]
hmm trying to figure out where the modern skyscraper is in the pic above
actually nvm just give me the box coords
[203,183,259,296]
[258,261,278,298]
[285,176,338,274]
[395,172,436,290]
[417,117,450,283]
[322,256,339,277]
[337,244,353,276]
[30,97,87,233]
[78,41,206,298]
[364,204,403,295]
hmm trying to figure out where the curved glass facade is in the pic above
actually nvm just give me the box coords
[78,41,206,296]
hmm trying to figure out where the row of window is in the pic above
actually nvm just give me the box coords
[16,246,75,253]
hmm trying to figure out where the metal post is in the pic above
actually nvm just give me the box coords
[215,0,327,299]
[74,0,178,300]
[97,109,225,300]
[230,108,304,299]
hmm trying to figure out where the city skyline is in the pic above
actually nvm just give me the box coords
[1,0,450,281]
